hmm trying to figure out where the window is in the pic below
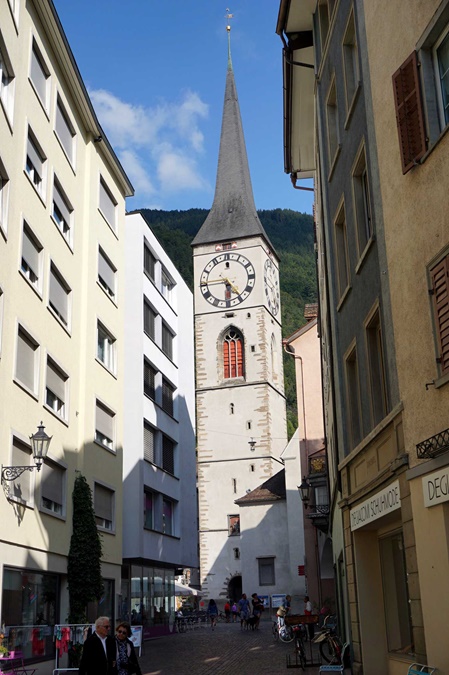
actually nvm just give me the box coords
[162,435,175,475]
[99,178,117,230]
[52,179,73,244]
[41,461,65,515]
[162,378,175,416]
[429,253,449,375]
[94,483,114,531]
[258,557,275,586]
[15,325,38,394]
[379,532,413,654]
[345,344,362,449]
[334,202,350,301]
[49,263,71,328]
[161,268,174,301]
[326,78,339,169]
[144,245,156,282]
[342,9,359,114]
[0,157,9,234]
[45,357,68,420]
[223,328,244,378]
[143,420,156,464]
[366,308,388,427]
[98,248,116,300]
[97,322,116,372]
[228,514,240,536]
[30,40,50,109]
[162,322,174,360]
[11,437,32,503]
[55,97,75,163]
[143,299,156,339]
[392,51,427,174]
[230,403,234,414]
[21,224,42,291]
[434,26,449,127]
[144,360,157,400]
[318,0,330,50]
[352,144,372,256]
[95,400,115,450]
[232,478,237,494]
[0,41,15,121]
[26,130,46,197]
[234,548,240,560]
[162,497,174,535]
[144,490,155,529]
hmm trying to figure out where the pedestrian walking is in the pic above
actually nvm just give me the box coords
[238,593,251,630]
[207,598,219,630]
[79,616,116,675]
[251,593,264,630]
[231,601,239,622]
[114,621,142,675]
[304,595,315,641]
[224,600,231,622]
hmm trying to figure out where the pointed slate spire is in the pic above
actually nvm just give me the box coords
[192,29,274,251]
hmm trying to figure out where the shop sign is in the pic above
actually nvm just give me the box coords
[350,480,401,531]
[422,467,449,507]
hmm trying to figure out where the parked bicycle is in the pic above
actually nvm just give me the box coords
[312,617,345,664]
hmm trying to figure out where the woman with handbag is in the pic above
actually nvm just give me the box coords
[115,622,142,675]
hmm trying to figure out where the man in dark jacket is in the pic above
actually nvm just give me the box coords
[79,616,116,675]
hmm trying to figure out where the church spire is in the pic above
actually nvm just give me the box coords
[192,24,274,251]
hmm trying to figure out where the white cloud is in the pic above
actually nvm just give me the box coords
[89,88,210,201]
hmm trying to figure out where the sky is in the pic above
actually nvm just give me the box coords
[55,1,313,216]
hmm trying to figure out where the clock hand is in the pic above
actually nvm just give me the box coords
[201,277,240,294]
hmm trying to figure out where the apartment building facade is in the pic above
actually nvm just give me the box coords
[0,0,133,661]
[277,2,417,673]
[122,211,198,638]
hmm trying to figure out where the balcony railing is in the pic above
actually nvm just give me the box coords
[416,427,449,460]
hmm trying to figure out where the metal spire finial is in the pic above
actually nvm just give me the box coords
[225,8,233,68]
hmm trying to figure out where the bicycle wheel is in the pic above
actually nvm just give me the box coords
[319,637,339,664]
[295,637,306,671]
[272,622,279,641]
[279,625,295,643]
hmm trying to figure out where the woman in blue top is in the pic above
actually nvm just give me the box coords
[207,599,218,630]
[238,593,251,630]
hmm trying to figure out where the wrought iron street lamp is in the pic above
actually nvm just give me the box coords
[1,422,52,499]
[298,476,311,508]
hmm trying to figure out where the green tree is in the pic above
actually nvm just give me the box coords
[67,474,103,623]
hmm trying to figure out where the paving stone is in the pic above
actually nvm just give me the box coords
[138,618,322,675]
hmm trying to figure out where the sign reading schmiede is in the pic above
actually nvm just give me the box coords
[422,467,449,507]
[350,480,401,531]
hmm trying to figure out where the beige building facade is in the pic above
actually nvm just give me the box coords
[0,0,132,661]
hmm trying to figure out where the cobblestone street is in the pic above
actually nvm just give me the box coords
[138,618,322,675]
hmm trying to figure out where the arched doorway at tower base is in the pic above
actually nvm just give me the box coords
[228,575,242,602]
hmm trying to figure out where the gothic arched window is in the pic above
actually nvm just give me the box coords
[223,328,244,379]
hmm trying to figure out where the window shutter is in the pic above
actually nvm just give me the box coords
[30,47,47,103]
[392,51,427,174]
[46,360,65,401]
[49,268,68,322]
[27,136,43,176]
[53,184,71,226]
[95,484,113,520]
[41,462,63,505]
[144,422,155,463]
[96,402,114,440]
[430,255,449,373]
[162,435,175,474]
[55,102,73,159]
[223,341,230,378]
[22,229,39,276]
[144,361,156,399]
[99,179,116,227]
[98,250,115,293]
[16,329,36,389]
[12,438,31,502]
[162,379,174,415]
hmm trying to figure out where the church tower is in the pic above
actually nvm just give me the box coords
[192,26,287,602]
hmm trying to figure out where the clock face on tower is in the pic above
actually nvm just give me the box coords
[264,258,280,316]
[200,252,256,308]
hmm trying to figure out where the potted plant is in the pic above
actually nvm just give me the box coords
[0,645,9,658]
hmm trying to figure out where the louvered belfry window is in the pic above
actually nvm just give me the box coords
[392,51,427,174]
[223,328,244,379]
[430,255,449,374]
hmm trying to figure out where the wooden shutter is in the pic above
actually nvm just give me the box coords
[430,255,449,374]
[223,340,230,378]
[392,51,427,174]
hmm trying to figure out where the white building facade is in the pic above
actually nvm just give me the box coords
[122,211,198,637]
[0,0,133,663]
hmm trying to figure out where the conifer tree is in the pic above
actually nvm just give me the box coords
[67,473,103,623]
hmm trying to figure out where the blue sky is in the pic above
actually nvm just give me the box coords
[55,1,313,215]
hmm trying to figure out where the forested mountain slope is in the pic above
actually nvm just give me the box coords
[136,208,317,438]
